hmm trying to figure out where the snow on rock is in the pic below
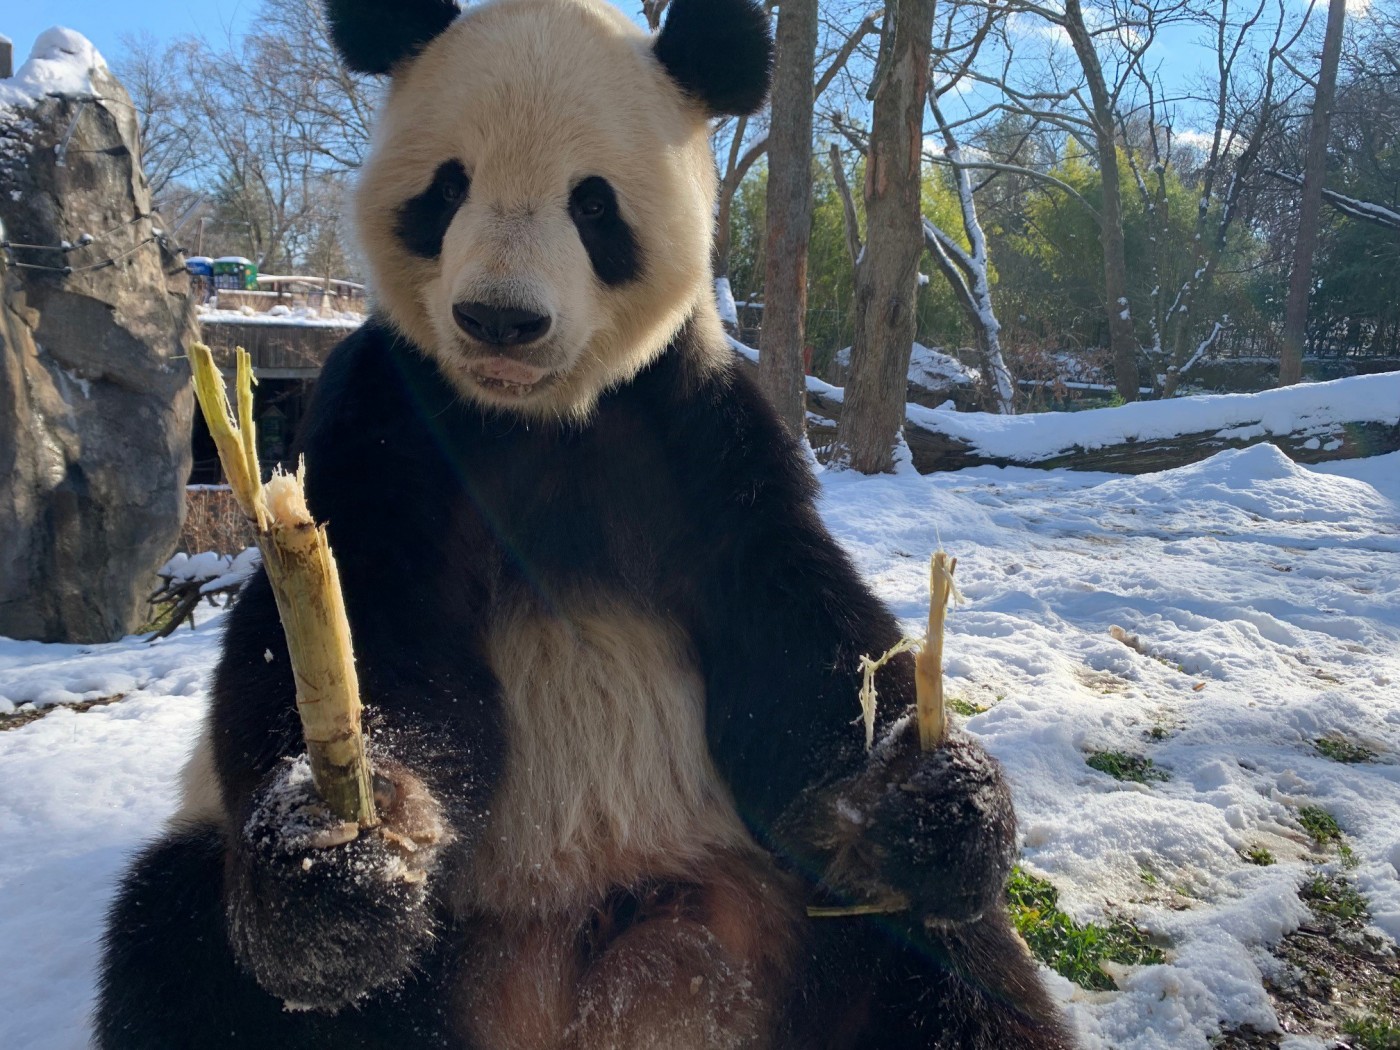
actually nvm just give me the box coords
[0,28,106,110]
[2,447,1399,1047]
[912,371,1400,462]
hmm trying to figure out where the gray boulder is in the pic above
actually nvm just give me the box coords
[0,29,194,643]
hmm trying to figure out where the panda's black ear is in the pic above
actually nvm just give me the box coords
[325,0,459,75]
[654,0,773,117]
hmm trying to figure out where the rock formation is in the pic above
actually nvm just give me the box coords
[0,29,194,643]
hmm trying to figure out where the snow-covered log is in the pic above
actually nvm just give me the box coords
[788,357,1400,474]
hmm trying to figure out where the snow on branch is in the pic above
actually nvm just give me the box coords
[1265,170,1400,232]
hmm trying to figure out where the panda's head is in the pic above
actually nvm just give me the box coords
[330,0,772,420]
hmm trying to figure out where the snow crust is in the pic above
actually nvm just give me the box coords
[2,446,1399,1047]
[0,28,106,110]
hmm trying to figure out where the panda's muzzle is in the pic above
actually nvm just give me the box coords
[452,300,558,395]
[453,301,552,348]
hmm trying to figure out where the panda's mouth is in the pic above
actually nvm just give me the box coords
[467,357,553,398]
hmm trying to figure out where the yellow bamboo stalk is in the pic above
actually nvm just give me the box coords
[915,551,957,751]
[188,343,378,828]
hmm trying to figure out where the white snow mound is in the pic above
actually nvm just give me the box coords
[0,28,107,110]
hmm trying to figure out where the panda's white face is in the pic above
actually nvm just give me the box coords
[355,0,718,420]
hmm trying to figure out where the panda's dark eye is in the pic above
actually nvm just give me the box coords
[569,177,614,223]
[395,160,470,259]
[568,176,640,287]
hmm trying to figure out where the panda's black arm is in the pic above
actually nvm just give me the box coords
[672,364,910,866]
[677,360,1017,920]
[211,321,508,833]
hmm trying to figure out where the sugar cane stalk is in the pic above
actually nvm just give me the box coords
[188,343,378,828]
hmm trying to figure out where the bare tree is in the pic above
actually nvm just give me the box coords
[712,11,877,300]
[114,0,383,274]
[1126,0,1313,394]
[1279,0,1347,386]
[831,0,938,472]
[937,0,1194,400]
[112,33,201,205]
[922,4,1016,413]
[760,0,822,435]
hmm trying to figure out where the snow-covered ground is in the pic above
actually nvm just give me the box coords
[2,444,1397,1049]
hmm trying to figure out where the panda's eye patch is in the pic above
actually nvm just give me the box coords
[395,160,470,259]
[568,176,640,287]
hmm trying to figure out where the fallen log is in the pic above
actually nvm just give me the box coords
[787,359,1400,475]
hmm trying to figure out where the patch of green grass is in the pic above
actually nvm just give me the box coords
[1302,874,1369,923]
[1340,843,1361,870]
[1147,725,1170,741]
[1242,845,1276,866]
[1341,1013,1400,1049]
[1315,736,1376,764]
[949,697,990,717]
[1297,805,1343,845]
[1086,750,1171,784]
[136,601,182,636]
[1005,869,1165,991]
[1138,868,1159,886]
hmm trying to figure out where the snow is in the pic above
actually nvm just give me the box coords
[157,547,261,595]
[833,342,980,388]
[714,276,739,327]
[197,305,364,328]
[912,371,1400,462]
[0,28,105,110]
[3,444,1400,1047]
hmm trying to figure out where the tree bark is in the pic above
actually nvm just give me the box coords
[760,0,820,437]
[1062,0,1140,402]
[1279,0,1348,387]
[832,0,937,472]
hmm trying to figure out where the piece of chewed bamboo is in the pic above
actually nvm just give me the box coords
[813,549,959,920]
[915,551,957,751]
[188,343,378,829]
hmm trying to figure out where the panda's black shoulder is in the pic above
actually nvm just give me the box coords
[293,318,459,506]
[638,336,819,513]
[297,318,436,454]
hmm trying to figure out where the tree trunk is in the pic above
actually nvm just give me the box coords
[1279,0,1347,388]
[1063,0,1139,402]
[760,0,819,437]
[832,0,937,473]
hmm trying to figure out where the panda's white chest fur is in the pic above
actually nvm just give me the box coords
[463,596,751,915]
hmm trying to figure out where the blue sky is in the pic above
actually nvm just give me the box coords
[4,0,253,66]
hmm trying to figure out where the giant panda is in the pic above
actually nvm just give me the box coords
[95,0,1077,1047]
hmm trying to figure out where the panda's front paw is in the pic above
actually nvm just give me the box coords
[817,728,1017,927]
[225,756,447,1012]
[865,731,1017,925]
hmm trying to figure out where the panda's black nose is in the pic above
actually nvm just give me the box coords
[453,301,552,346]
